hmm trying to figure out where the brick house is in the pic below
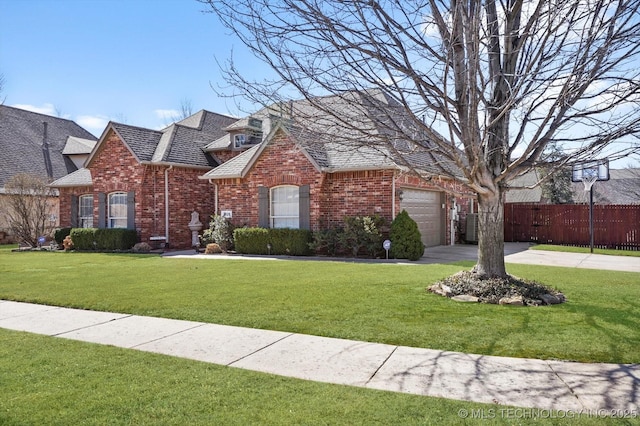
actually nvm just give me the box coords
[51,92,474,250]
[0,105,97,243]
[50,111,238,249]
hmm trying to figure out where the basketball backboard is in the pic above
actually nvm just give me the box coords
[571,159,610,182]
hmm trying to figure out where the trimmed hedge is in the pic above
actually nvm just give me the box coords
[69,228,138,251]
[234,227,312,256]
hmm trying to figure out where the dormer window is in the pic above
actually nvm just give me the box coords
[233,130,262,149]
[234,134,246,148]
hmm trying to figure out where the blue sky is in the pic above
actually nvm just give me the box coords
[0,0,261,136]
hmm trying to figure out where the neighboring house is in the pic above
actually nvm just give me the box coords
[505,167,640,205]
[571,168,640,205]
[0,104,97,243]
[51,111,238,249]
[52,92,474,250]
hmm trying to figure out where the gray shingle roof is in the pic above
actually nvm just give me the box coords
[49,167,92,187]
[0,105,96,187]
[62,136,97,155]
[96,110,238,168]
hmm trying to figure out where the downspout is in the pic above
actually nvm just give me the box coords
[391,170,396,218]
[210,179,218,215]
[164,165,173,244]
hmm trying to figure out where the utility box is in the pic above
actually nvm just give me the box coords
[466,213,478,243]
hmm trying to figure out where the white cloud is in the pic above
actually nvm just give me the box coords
[11,103,61,117]
[154,109,179,121]
[76,115,109,135]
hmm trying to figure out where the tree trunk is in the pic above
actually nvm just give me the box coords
[473,189,507,278]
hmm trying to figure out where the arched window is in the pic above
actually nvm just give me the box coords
[108,192,127,228]
[270,185,299,228]
[78,194,93,228]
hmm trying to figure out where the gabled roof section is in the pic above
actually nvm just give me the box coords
[0,104,97,187]
[85,110,238,169]
[62,136,97,155]
[49,167,93,188]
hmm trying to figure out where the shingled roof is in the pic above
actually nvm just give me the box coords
[0,105,96,187]
[201,91,462,180]
[85,110,237,169]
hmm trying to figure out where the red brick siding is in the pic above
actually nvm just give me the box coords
[213,130,474,245]
[58,130,215,249]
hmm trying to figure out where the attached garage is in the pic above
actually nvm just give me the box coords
[399,189,445,248]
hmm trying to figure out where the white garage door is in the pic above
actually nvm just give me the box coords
[399,189,444,248]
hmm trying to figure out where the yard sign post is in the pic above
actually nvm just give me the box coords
[571,159,610,253]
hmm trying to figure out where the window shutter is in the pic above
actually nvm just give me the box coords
[299,185,310,230]
[97,192,106,229]
[258,186,269,228]
[70,195,78,227]
[127,191,135,229]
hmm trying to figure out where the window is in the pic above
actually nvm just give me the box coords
[79,195,93,228]
[108,192,127,228]
[234,134,246,148]
[270,186,299,228]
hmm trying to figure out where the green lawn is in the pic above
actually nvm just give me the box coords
[532,244,640,257]
[1,247,638,424]
[1,328,621,426]
[1,249,639,364]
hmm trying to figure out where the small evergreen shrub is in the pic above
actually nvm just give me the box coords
[234,227,312,256]
[389,210,424,261]
[309,227,343,256]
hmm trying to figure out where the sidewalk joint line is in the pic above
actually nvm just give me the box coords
[130,323,207,349]
[227,332,295,366]
[52,313,134,337]
[546,361,587,410]
[365,345,399,385]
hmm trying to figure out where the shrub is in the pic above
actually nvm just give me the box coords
[69,228,138,251]
[234,227,312,256]
[389,210,424,261]
[309,227,343,256]
[339,215,385,257]
[54,228,72,245]
[201,215,234,251]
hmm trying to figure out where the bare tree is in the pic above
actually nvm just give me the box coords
[1,174,57,247]
[204,0,640,278]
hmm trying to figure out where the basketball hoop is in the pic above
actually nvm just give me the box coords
[581,174,598,192]
[571,158,610,254]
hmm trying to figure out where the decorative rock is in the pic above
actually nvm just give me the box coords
[428,283,452,297]
[540,293,562,305]
[499,295,524,306]
[451,295,480,303]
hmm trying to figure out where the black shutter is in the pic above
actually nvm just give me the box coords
[258,186,269,228]
[70,195,78,227]
[97,192,106,228]
[299,185,310,230]
[127,191,135,229]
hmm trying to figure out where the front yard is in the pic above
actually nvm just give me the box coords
[1,247,638,364]
[1,247,638,424]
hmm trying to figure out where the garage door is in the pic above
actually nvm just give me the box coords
[399,189,444,248]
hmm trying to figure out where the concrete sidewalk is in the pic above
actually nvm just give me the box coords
[1,299,638,413]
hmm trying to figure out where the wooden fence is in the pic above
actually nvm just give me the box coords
[504,204,640,250]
